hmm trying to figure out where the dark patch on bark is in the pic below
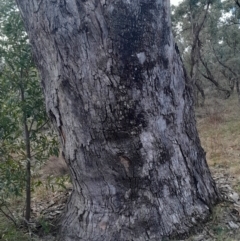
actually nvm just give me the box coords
[136,112,148,128]
[103,130,131,141]
[107,1,163,90]
[103,97,147,139]
[158,146,171,164]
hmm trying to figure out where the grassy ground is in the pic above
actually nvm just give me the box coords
[0,177,69,240]
[0,193,33,241]
[197,95,240,187]
[186,94,240,241]
[0,217,31,241]
[1,94,240,240]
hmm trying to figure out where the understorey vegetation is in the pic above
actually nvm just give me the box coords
[0,0,67,236]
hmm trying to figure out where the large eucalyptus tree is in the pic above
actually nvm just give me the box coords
[15,0,219,240]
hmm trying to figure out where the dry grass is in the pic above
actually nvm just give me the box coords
[39,155,69,178]
[196,94,240,185]
[180,94,240,241]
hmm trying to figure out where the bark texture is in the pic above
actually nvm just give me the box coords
[16,0,219,240]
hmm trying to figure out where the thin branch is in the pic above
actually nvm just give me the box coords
[28,117,35,133]
[189,0,211,78]
[0,203,18,227]
[211,43,237,77]
[199,54,231,98]
[30,119,49,137]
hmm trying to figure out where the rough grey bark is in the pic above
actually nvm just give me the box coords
[15,0,219,240]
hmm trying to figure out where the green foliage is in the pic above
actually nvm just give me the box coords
[38,217,53,235]
[0,160,25,197]
[172,0,240,101]
[0,222,31,241]
[0,0,58,221]
[45,175,71,192]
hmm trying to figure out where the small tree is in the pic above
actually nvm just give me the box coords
[0,0,58,223]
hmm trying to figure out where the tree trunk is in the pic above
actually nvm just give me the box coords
[15,0,219,240]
